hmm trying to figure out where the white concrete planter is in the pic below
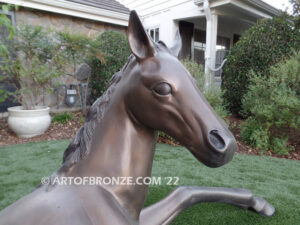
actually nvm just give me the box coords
[8,106,51,138]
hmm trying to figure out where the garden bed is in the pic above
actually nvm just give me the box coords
[0,112,299,160]
[228,115,300,160]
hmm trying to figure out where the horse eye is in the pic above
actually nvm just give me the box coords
[153,82,172,95]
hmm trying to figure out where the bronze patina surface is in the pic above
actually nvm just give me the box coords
[0,11,275,225]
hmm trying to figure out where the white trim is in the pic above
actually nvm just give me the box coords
[243,0,280,16]
[124,0,192,18]
[214,8,256,25]
[203,0,218,89]
[146,24,160,30]
[194,0,280,17]
[0,0,129,26]
[230,0,272,18]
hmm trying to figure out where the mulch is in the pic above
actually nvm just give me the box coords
[0,112,299,160]
[0,112,83,147]
[227,115,300,161]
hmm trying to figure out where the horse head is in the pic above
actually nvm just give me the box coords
[119,11,237,168]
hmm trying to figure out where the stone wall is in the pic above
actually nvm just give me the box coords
[15,8,126,38]
[13,8,127,111]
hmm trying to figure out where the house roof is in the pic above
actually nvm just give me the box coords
[1,0,130,26]
[65,0,130,15]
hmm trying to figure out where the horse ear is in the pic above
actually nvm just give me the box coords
[128,10,155,61]
[169,30,182,58]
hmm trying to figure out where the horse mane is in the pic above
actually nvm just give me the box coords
[60,41,167,171]
[61,55,135,169]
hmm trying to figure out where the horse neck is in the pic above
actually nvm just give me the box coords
[69,97,157,220]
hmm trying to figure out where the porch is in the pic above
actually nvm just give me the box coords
[178,15,251,86]
[141,0,280,87]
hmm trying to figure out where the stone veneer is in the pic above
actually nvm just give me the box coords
[15,8,126,37]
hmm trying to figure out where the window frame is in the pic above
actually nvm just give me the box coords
[147,26,160,42]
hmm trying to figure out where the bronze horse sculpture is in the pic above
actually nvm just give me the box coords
[0,11,274,225]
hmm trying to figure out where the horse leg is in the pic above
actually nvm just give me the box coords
[139,186,275,225]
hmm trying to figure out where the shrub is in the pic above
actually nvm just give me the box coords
[290,0,300,29]
[241,52,300,155]
[204,88,229,120]
[0,5,16,58]
[180,58,205,91]
[89,31,131,101]
[0,25,64,109]
[222,15,300,115]
[52,112,73,123]
[181,59,229,120]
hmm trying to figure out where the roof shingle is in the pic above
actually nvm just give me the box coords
[65,0,130,14]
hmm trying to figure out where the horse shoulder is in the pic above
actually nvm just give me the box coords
[0,185,138,225]
[0,185,93,225]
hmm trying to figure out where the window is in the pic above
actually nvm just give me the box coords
[194,42,206,50]
[147,27,159,42]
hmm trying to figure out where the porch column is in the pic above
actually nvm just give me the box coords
[204,6,218,90]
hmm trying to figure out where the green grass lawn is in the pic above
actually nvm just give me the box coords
[0,140,300,224]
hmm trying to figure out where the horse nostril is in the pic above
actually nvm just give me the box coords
[209,130,226,151]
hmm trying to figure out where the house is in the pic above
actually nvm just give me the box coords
[0,0,130,113]
[118,0,280,87]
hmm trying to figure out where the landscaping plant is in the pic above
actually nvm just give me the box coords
[89,31,131,101]
[241,52,300,155]
[0,4,17,103]
[0,25,64,109]
[56,31,98,76]
[52,112,73,124]
[290,0,300,29]
[222,15,300,115]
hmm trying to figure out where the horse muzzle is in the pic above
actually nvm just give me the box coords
[190,129,237,168]
[206,129,237,167]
